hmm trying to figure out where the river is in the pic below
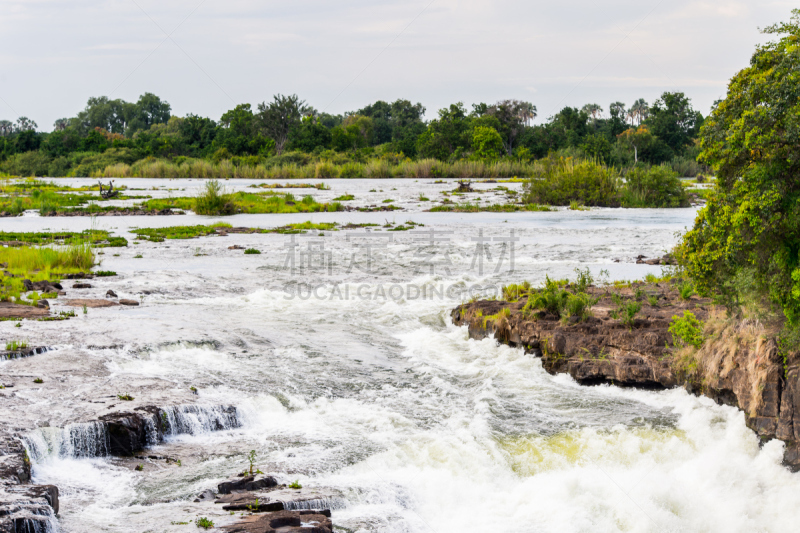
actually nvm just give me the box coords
[3,178,799,532]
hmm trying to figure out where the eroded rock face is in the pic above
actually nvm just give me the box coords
[221,510,333,533]
[218,475,279,495]
[0,437,59,532]
[452,285,800,470]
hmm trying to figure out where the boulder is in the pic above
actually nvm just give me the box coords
[217,475,278,495]
[106,290,118,298]
[119,299,140,306]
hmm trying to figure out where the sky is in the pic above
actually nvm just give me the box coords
[0,0,796,130]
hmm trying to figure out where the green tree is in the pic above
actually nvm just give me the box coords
[256,94,305,155]
[646,92,702,155]
[682,9,800,328]
[471,126,504,160]
[416,103,471,160]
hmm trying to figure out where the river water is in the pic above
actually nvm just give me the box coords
[3,178,800,533]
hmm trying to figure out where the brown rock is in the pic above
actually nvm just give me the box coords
[119,299,140,306]
[72,283,92,289]
[63,299,118,308]
[0,302,49,319]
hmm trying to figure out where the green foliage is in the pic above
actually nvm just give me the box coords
[622,165,688,207]
[429,202,553,213]
[471,126,504,159]
[564,292,599,321]
[678,281,695,300]
[523,156,620,206]
[244,248,261,254]
[333,194,354,201]
[195,517,214,529]
[5,340,28,351]
[502,281,531,302]
[669,311,705,348]
[288,480,302,489]
[194,179,235,215]
[681,10,800,331]
[117,393,134,401]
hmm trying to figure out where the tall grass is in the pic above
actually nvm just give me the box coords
[91,157,540,180]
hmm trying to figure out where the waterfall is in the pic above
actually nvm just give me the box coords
[2,504,59,533]
[23,422,109,462]
[160,405,240,437]
[281,497,347,511]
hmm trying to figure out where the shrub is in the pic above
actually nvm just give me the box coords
[195,517,214,529]
[194,179,235,215]
[621,165,688,207]
[669,311,704,348]
[564,292,599,321]
[522,156,620,206]
[244,248,261,254]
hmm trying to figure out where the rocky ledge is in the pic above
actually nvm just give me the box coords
[451,281,800,469]
[210,474,337,532]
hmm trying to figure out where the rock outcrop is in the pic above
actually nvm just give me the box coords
[0,437,58,532]
[452,282,800,470]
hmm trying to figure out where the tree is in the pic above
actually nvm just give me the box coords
[471,126,504,159]
[257,94,305,155]
[682,9,800,330]
[628,99,649,125]
[289,115,332,152]
[15,117,38,132]
[416,103,471,160]
[486,100,536,155]
[214,104,269,155]
[646,92,702,154]
[53,118,69,132]
[581,103,603,122]
[126,93,171,135]
[0,120,13,136]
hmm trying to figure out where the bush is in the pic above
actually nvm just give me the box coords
[244,248,261,254]
[564,292,599,321]
[1,151,51,177]
[669,311,704,348]
[194,179,235,215]
[621,165,688,207]
[522,156,620,206]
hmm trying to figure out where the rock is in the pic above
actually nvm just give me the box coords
[106,290,118,298]
[72,283,92,289]
[194,489,216,503]
[228,245,245,250]
[0,302,49,319]
[221,510,332,533]
[63,299,118,308]
[119,299,140,306]
[218,475,278,495]
[36,299,49,309]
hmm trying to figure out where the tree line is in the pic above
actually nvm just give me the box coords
[0,91,706,177]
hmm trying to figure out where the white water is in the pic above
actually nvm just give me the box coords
[3,178,799,532]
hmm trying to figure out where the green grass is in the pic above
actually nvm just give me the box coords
[132,222,233,242]
[429,202,554,212]
[333,194,355,201]
[243,248,261,254]
[140,190,343,215]
[5,340,28,351]
[132,221,340,242]
[0,230,125,247]
[288,480,302,489]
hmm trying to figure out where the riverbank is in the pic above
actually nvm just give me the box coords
[451,281,798,468]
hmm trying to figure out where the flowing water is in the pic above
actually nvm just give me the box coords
[3,178,800,532]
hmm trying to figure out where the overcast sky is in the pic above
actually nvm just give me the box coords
[0,1,795,130]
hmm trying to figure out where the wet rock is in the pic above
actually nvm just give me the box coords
[218,475,278,495]
[106,290,118,298]
[119,299,140,306]
[194,489,216,503]
[35,299,49,309]
[222,510,332,533]
[228,245,245,250]
[0,438,59,531]
[72,283,92,289]
[63,299,118,308]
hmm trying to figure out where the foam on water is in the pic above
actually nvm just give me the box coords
[14,185,800,532]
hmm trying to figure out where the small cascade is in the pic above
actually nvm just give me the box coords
[282,497,347,511]
[0,503,59,533]
[160,405,240,437]
[2,346,54,361]
[23,422,108,462]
